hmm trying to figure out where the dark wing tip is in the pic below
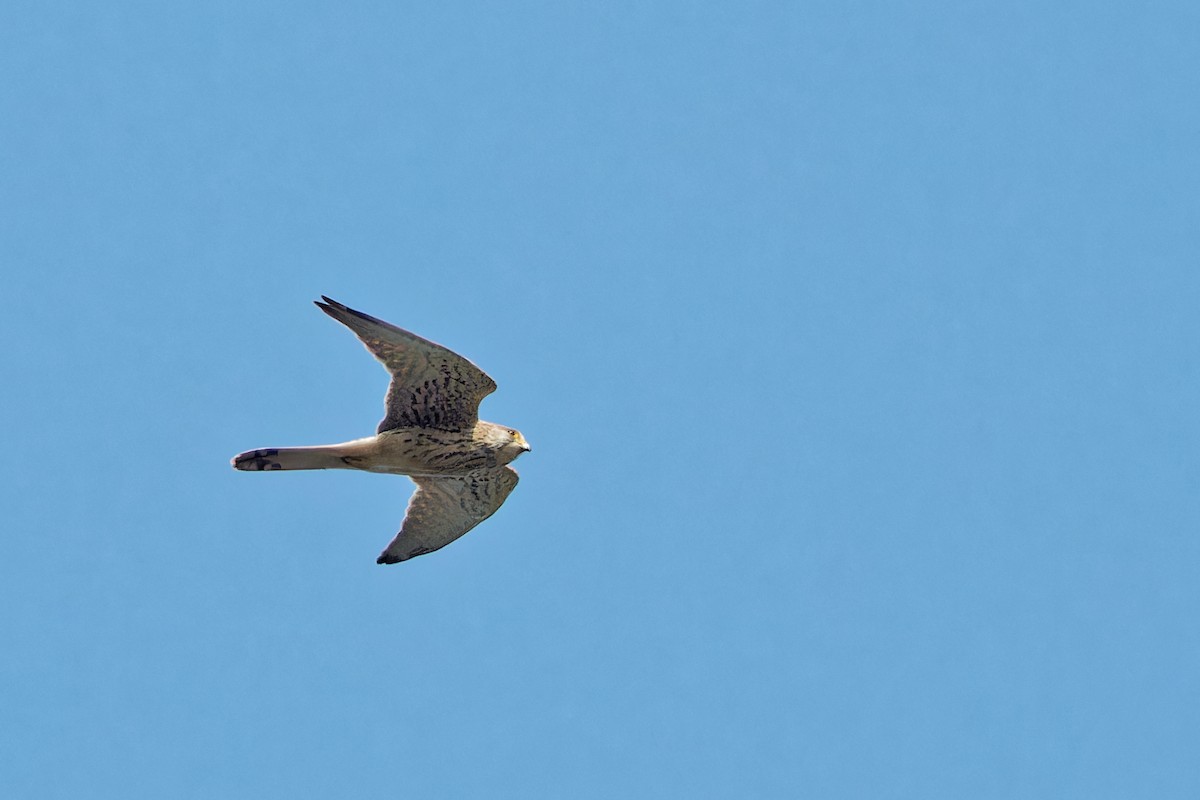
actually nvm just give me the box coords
[315,296,397,331]
[376,553,401,565]
[314,297,362,328]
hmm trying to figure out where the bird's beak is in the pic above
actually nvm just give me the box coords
[521,440,532,453]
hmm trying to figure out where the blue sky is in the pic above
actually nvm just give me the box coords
[2,2,1198,797]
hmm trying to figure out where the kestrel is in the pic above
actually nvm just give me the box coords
[232,297,530,564]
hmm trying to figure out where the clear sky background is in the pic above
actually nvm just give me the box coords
[2,2,1198,798]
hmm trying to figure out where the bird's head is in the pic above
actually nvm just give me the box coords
[480,422,532,463]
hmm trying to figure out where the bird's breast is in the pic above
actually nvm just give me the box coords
[369,428,498,476]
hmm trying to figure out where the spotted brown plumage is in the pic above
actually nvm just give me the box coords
[314,296,497,433]
[380,467,520,564]
[231,297,530,564]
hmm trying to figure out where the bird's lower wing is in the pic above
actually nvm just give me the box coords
[377,467,520,564]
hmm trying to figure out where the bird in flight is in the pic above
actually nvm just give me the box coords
[232,297,530,564]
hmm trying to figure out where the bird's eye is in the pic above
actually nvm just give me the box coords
[508,429,518,437]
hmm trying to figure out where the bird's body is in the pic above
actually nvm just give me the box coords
[238,423,524,477]
[232,298,530,564]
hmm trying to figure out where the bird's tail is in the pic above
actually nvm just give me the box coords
[231,445,354,472]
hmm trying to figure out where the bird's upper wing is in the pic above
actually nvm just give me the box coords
[376,467,520,564]
[315,296,497,433]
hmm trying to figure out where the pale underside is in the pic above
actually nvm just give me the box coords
[389,467,520,563]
